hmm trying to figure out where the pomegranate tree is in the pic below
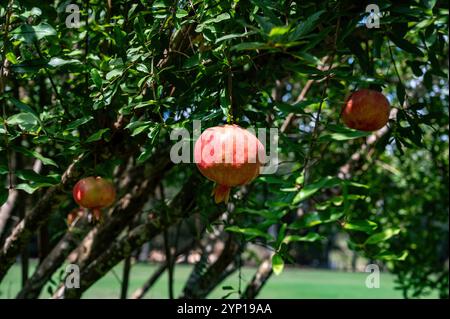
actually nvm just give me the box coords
[194,124,265,204]
[342,89,390,131]
[72,176,116,220]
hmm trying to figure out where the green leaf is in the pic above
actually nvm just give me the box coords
[85,128,110,143]
[320,130,370,141]
[269,25,291,38]
[365,228,401,245]
[11,23,56,43]
[196,13,231,32]
[396,82,406,106]
[6,52,18,64]
[272,253,284,275]
[0,188,8,206]
[183,54,200,69]
[275,223,287,248]
[106,69,123,80]
[275,100,316,115]
[47,57,81,68]
[215,31,257,43]
[289,210,344,230]
[343,220,378,233]
[147,124,161,144]
[15,182,55,194]
[373,250,408,261]
[292,176,340,205]
[225,226,272,240]
[176,9,188,18]
[319,125,371,141]
[10,98,39,119]
[0,165,9,175]
[389,33,424,57]
[15,170,59,184]
[137,147,153,164]
[7,113,39,131]
[288,10,325,40]
[12,146,58,167]
[90,69,103,89]
[234,207,279,220]
[136,64,149,73]
[231,42,269,51]
[66,116,94,131]
[131,124,150,136]
[283,232,324,244]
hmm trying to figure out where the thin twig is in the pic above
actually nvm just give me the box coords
[302,14,341,184]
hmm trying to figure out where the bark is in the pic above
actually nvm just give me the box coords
[279,56,333,133]
[241,258,273,299]
[37,225,50,264]
[120,255,132,299]
[0,189,18,241]
[180,235,240,299]
[52,174,202,299]
[16,215,89,299]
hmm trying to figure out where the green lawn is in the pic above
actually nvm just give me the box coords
[1,260,428,299]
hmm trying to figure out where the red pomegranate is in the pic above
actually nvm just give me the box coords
[72,177,116,220]
[194,124,265,204]
[342,89,390,131]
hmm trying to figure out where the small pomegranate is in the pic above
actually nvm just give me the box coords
[342,89,390,131]
[194,124,265,204]
[72,176,116,220]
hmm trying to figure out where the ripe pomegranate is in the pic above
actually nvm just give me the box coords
[194,124,265,204]
[72,177,116,220]
[342,89,390,131]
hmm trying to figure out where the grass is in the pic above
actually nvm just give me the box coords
[0,260,424,299]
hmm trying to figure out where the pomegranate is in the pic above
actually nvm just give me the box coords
[72,176,116,220]
[342,89,390,131]
[194,124,265,204]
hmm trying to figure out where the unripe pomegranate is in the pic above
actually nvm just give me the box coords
[342,89,390,131]
[194,124,265,204]
[72,177,116,220]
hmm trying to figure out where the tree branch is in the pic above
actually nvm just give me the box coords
[52,174,202,299]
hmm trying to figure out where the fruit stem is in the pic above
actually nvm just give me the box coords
[91,208,102,222]
[212,184,231,204]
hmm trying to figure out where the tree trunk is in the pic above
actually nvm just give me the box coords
[16,215,89,299]
[120,255,132,299]
[181,235,240,299]
[241,258,273,299]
